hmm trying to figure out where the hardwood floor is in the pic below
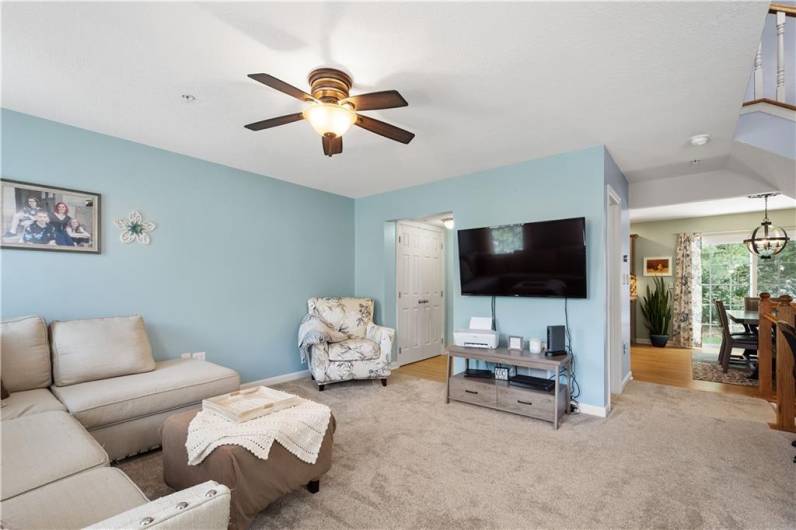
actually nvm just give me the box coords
[630,344,760,397]
[398,347,761,398]
[396,355,447,383]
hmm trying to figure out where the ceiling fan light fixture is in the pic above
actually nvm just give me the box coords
[689,134,711,146]
[303,103,356,138]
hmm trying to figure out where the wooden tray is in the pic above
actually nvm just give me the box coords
[202,386,301,422]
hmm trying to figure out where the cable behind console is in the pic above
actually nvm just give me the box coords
[564,296,581,405]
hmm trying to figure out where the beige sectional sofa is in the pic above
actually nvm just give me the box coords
[1,315,241,529]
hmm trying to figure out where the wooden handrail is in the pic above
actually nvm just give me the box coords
[770,3,796,17]
[742,98,796,112]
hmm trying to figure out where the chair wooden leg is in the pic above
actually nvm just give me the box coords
[722,343,732,373]
[318,384,325,392]
[717,338,727,365]
[381,378,387,387]
[306,480,320,494]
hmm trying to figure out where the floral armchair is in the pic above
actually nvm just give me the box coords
[299,297,395,390]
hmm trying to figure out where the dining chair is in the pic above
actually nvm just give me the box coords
[776,321,796,463]
[744,297,760,312]
[715,300,758,373]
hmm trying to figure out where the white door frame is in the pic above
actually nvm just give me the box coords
[605,185,623,411]
[395,219,447,366]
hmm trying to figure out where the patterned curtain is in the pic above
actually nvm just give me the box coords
[672,233,703,348]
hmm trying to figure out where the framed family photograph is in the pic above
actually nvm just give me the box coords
[1,179,100,253]
[643,256,672,277]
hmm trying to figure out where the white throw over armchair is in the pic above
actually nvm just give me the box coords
[301,297,395,390]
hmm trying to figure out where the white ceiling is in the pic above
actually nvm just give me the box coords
[1,2,769,198]
[630,194,796,223]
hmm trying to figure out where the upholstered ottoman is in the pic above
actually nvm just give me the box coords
[162,409,335,530]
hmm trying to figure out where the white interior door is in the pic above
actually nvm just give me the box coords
[396,221,445,366]
[607,187,624,404]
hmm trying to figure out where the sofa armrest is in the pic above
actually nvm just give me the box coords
[83,481,230,530]
[366,323,395,363]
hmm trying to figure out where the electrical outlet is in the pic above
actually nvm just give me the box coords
[192,352,206,361]
[180,353,191,360]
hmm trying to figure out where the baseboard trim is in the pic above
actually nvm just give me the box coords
[578,403,608,418]
[635,338,651,345]
[621,371,633,391]
[241,369,310,389]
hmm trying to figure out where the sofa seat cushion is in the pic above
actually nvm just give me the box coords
[0,467,147,530]
[0,388,66,421]
[1,411,108,501]
[327,338,381,361]
[51,359,240,430]
[1,315,52,392]
[51,315,157,386]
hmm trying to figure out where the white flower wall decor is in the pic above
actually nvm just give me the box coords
[114,210,157,245]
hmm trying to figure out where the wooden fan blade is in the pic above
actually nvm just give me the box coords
[355,114,415,144]
[331,135,343,155]
[321,135,343,157]
[341,90,407,111]
[244,113,304,131]
[247,73,315,102]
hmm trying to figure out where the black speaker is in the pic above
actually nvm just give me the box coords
[546,325,566,356]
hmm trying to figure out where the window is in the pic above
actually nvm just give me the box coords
[701,241,751,346]
[700,230,795,347]
[757,240,796,297]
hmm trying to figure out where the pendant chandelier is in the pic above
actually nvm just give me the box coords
[744,192,790,259]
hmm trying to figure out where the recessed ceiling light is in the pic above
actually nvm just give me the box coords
[689,134,711,146]
[181,94,196,102]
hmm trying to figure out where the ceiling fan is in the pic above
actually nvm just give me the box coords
[244,68,414,157]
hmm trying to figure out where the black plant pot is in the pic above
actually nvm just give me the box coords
[650,334,669,348]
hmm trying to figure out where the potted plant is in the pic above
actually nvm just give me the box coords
[640,277,672,347]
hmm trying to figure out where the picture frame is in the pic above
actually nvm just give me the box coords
[508,335,523,351]
[643,256,672,277]
[1,179,101,254]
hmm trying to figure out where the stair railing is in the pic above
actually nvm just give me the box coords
[751,3,795,105]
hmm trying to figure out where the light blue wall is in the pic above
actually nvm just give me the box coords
[1,109,354,383]
[735,112,796,159]
[354,146,612,408]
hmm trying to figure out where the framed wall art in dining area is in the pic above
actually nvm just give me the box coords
[643,256,672,277]
[1,179,101,253]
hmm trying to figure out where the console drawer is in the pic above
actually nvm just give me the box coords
[449,374,496,407]
[497,384,555,420]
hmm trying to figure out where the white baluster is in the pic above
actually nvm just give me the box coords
[754,42,764,99]
[776,11,786,102]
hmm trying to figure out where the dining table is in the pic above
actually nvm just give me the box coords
[727,309,759,327]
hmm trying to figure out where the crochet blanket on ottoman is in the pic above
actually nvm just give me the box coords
[186,398,332,466]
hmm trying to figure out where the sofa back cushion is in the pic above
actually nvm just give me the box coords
[307,297,374,338]
[0,316,52,392]
[51,316,156,387]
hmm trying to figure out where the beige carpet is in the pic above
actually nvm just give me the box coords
[118,374,795,529]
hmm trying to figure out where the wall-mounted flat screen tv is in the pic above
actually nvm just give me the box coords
[457,217,587,298]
